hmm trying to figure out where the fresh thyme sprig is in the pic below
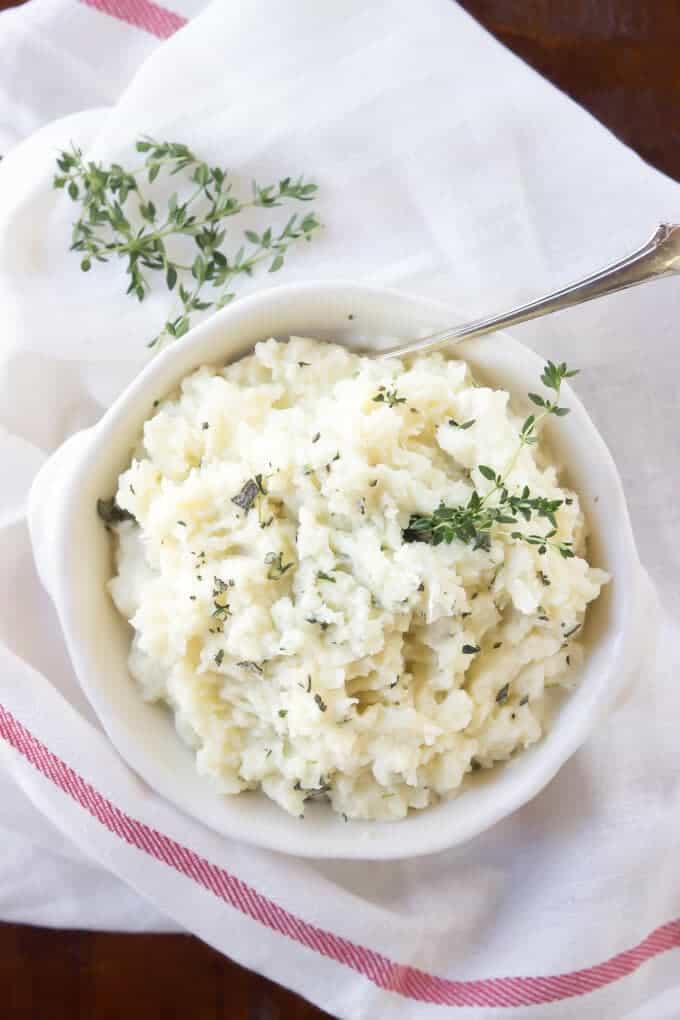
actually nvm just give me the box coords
[54,138,321,348]
[404,362,579,557]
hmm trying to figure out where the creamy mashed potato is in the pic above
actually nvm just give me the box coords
[108,338,607,820]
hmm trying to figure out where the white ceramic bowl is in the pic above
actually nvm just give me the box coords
[29,282,642,859]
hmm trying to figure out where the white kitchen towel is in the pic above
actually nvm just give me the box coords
[1,1,679,1018]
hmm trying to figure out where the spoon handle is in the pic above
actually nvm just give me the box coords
[378,223,680,359]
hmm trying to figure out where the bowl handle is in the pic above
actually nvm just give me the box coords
[28,430,95,600]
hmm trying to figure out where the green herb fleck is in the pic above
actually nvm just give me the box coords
[306,616,330,631]
[236,660,264,675]
[232,475,265,512]
[373,385,406,408]
[211,577,232,620]
[449,418,476,430]
[496,683,510,704]
[265,551,294,580]
[316,571,336,583]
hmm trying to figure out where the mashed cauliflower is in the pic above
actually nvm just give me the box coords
[107,338,607,820]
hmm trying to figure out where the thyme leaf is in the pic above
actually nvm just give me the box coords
[496,683,510,704]
[373,384,406,408]
[236,660,264,675]
[211,576,232,620]
[231,477,261,511]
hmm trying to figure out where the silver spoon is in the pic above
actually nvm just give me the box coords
[377,223,680,359]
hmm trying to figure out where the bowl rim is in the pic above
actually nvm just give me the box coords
[31,279,643,859]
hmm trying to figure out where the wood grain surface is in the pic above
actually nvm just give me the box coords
[1,1,678,1017]
[458,0,680,181]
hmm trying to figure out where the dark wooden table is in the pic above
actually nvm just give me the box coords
[1,2,678,1017]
